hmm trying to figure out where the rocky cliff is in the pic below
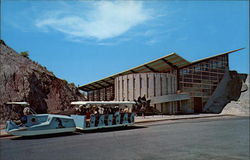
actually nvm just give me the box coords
[0,40,85,123]
[221,74,249,116]
[203,67,249,116]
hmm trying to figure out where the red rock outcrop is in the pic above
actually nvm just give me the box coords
[0,40,85,123]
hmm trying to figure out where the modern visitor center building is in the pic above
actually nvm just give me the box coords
[79,48,244,114]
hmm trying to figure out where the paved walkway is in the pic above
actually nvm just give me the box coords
[135,113,231,123]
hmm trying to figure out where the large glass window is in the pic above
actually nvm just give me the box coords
[179,54,228,107]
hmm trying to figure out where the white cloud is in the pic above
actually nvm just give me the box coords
[146,38,158,45]
[35,1,151,40]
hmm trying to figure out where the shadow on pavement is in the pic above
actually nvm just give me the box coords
[11,132,81,140]
[10,126,146,140]
[79,125,146,134]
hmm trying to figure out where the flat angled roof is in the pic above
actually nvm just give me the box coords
[79,48,244,91]
[180,48,245,68]
[80,53,190,91]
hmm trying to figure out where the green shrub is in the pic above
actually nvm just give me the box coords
[20,51,29,58]
[62,79,68,84]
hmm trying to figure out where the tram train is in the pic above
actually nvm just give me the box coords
[5,101,136,136]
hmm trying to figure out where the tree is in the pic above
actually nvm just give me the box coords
[20,51,29,58]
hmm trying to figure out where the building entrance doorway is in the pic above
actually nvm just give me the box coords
[194,97,202,113]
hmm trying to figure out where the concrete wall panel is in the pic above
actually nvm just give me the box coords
[148,73,155,98]
[167,74,171,94]
[141,74,147,97]
[114,73,177,100]
[161,74,167,95]
[155,74,161,96]
[128,74,134,101]
[134,74,140,99]
[123,75,128,101]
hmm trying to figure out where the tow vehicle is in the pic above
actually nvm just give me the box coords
[5,102,76,136]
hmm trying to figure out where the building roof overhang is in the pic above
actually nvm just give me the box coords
[79,48,244,91]
[79,53,190,91]
[178,48,245,69]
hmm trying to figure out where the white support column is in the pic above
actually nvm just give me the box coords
[123,75,128,101]
[148,73,154,98]
[155,74,161,96]
[114,79,117,101]
[167,74,171,94]
[172,75,175,94]
[116,77,120,101]
[141,74,147,97]
[174,75,177,93]
[128,74,134,101]
[119,76,123,101]
[134,74,140,99]
[161,74,167,96]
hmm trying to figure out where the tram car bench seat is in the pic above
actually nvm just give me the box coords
[108,114,113,126]
[123,113,129,124]
[115,113,120,125]
[90,114,96,128]
[98,115,105,127]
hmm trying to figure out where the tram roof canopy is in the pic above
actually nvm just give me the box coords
[79,48,244,91]
[71,101,136,105]
[6,102,30,105]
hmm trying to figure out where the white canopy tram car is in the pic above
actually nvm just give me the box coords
[70,101,136,130]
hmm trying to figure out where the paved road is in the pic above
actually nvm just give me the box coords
[0,117,249,160]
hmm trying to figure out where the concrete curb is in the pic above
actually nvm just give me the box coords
[135,114,235,124]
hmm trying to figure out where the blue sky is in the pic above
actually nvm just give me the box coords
[2,0,249,86]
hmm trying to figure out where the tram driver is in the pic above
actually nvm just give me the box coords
[20,107,32,125]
